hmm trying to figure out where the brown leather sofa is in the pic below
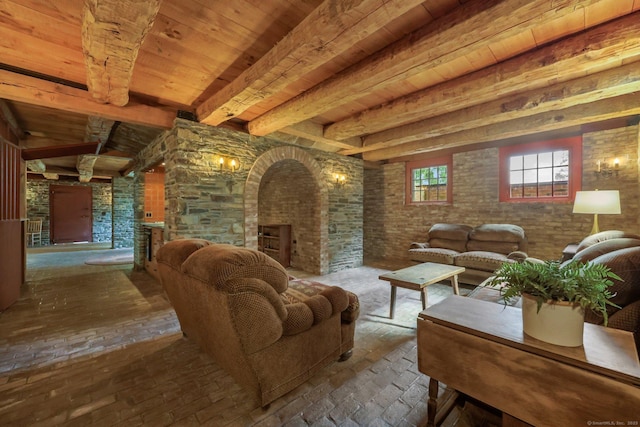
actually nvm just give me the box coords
[156,239,360,407]
[409,223,528,285]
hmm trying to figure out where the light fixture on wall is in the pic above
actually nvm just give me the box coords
[217,156,241,172]
[595,157,622,177]
[334,174,346,188]
[572,189,621,235]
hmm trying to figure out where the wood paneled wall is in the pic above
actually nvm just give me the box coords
[0,129,24,310]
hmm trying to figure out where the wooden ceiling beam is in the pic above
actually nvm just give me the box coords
[281,121,361,150]
[362,93,640,161]
[196,0,424,126]
[341,60,640,156]
[82,0,162,106]
[330,13,640,142]
[22,142,100,161]
[247,0,608,137]
[0,99,23,141]
[0,69,176,129]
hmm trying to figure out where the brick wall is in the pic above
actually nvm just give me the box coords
[364,125,640,262]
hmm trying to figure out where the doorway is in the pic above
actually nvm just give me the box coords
[50,185,93,244]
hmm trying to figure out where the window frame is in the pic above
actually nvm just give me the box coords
[499,136,583,203]
[405,156,453,205]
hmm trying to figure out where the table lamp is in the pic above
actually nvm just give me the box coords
[572,190,621,235]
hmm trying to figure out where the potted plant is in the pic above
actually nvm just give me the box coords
[487,259,620,347]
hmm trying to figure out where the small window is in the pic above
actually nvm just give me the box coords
[499,136,582,202]
[406,156,452,204]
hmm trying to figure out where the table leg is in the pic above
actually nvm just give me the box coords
[421,287,427,310]
[451,274,460,295]
[427,377,438,427]
[389,285,397,319]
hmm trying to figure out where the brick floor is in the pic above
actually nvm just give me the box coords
[0,248,474,426]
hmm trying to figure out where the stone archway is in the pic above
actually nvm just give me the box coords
[244,146,329,274]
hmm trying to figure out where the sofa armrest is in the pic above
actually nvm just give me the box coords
[507,251,528,262]
[410,242,430,249]
[282,303,314,335]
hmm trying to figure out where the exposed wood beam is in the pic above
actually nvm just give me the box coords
[197,0,424,126]
[341,60,640,155]
[0,69,175,128]
[281,121,361,150]
[27,165,115,179]
[82,0,162,106]
[77,154,98,182]
[22,142,100,161]
[362,93,640,161]
[0,99,23,140]
[43,172,59,180]
[247,0,608,136]
[329,13,640,141]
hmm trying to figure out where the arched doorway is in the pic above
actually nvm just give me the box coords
[244,147,329,274]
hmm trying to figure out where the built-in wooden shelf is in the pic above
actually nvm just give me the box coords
[258,224,291,267]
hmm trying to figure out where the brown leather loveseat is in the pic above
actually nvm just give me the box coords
[409,223,528,285]
[156,239,360,407]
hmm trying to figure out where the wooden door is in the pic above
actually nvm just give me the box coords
[50,185,93,244]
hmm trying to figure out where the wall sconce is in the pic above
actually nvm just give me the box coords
[595,157,621,177]
[334,174,346,188]
[217,156,240,172]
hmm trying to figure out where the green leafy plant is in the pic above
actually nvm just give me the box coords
[487,260,621,325]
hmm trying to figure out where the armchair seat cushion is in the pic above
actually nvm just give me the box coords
[454,251,514,272]
[408,248,458,265]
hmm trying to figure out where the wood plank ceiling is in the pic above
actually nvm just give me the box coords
[0,0,639,181]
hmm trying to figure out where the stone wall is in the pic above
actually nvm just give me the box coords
[364,125,640,262]
[26,179,114,245]
[112,176,134,248]
[134,119,363,274]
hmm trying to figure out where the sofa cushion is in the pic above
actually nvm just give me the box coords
[408,248,458,264]
[576,230,640,253]
[466,240,519,255]
[429,238,468,253]
[469,224,525,243]
[454,251,514,272]
[573,238,640,263]
[285,279,360,323]
[428,223,472,241]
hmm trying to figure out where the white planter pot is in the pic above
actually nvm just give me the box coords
[521,293,585,347]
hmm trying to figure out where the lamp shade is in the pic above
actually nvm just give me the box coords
[573,190,621,214]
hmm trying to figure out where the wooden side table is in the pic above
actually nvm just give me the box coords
[417,296,640,426]
[561,243,579,261]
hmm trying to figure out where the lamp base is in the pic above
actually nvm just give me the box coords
[590,213,600,235]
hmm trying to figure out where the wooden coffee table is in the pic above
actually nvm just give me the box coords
[379,262,465,318]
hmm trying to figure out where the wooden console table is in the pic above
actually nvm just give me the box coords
[417,296,640,426]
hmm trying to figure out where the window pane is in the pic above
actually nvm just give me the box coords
[410,164,449,203]
[538,167,552,183]
[554,166,569,182]
[510,156,523,170]
[523,154,537,169]
[553,150,569,166]
[510,170,523,184]
[523,169,537,183]
[539,152,552,168]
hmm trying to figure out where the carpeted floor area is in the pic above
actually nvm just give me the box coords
[1,250,482,426]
